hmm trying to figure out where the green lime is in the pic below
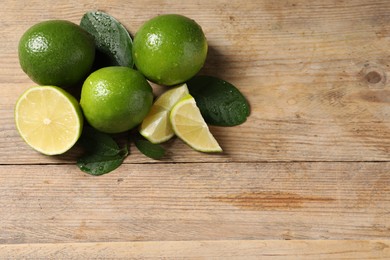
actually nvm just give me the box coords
[132,14,208,86]
[18,20,95,88]
[80,67,153,133]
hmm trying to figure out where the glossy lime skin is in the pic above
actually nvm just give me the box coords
[18,20,95,88]
[132,14,208,86]
[80,67,153,133]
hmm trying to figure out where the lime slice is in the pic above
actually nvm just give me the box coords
[15,86,83,155]
[170,94,222,152]
[139,83,189,143]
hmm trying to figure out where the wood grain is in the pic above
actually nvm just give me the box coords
[1,0,390,258]
[1,162,389,243]
[1,240,389,259]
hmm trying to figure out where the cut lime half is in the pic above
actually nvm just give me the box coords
[15,86,83,155]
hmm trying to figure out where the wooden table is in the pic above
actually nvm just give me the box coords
[1,0,389,258]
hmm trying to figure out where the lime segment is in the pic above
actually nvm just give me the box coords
[170,94,222,152]
[15,86,83,155]
[140,83,189,143]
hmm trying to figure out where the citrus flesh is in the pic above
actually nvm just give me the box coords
[15,86,83,155]
[80,66,153,134]
[170,94,222,152]
[132,14,208,86]
[140,83,189,143]
[18,20,95,88]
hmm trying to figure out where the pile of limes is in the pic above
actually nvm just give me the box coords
[15,12,221,157]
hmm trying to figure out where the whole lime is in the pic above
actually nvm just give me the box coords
[132,14,208,86]
[80,67,153,133]
[18,20,95,88]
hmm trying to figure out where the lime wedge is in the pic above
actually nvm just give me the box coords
[140,83,189,143]
[170,94,222,153]
[15,86,83,155]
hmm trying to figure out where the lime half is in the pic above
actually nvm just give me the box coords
[15,86,83,155]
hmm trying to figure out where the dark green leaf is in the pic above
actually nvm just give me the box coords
[77,127,129,175]
[187,75,250,126]
[135,137,166,160]
[78,127,121,156]
[80,11,134,69]
[77,153,125,176]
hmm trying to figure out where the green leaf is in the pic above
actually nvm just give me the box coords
[80,11,134,69]
[187,75,250,126]
[77,153,125,176]
[78,127,121,156]
[135,137,166,160]
[77,127,129,176]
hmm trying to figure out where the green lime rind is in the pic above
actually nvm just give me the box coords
[80,67,153,134]
[187,76,250,126]
[132,14,208,86]
[80,11,134,69]
[18,20,95,88]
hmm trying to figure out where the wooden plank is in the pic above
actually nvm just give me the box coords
[1,0,390,164]
[1,162,389,244]
[0,240,389,259]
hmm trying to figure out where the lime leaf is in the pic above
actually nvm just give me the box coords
[135,136,166,160]
[77,127,129,175]
[78,127,121,156]
[187,76,250,126]
[77,153,125,176]
[80,11,133,69]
